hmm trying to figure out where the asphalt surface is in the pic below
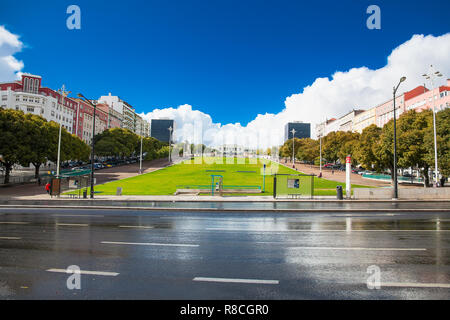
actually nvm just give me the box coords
[0,207,449,300]
[0,200,449,211]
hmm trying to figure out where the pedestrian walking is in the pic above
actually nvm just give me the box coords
[45,182,51,195]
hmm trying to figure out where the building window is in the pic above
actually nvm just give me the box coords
[1,95,7,101]
[16,96,19,101]
[27,106,34,112]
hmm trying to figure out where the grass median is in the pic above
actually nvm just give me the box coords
[66,157,372,196]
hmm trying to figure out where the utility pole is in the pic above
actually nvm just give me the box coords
[291,128,296,166]
[319,134,322,175]
[139,136,143,174]
[168,126,173,163]
[392,76,406,199]
[77,93,97,199]
[423,65,443,187]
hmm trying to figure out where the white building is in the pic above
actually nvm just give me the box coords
[98,93,149,136]
[0,74,76,133]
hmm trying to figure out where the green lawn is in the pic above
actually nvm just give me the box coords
[73,157,372,196]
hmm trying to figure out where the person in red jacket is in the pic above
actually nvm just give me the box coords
[45,182,51,195]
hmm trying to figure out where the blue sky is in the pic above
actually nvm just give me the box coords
[1,0,449,126]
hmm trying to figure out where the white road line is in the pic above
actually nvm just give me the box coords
[205,228,449,232]
[0,222,30,225]
[193,277,279,285]
[381,282,450,289]
[0,236,21,240]
[288,247,426,251]
[118,225,154,229]
[52,214,104,218]
[46,268,119,276]
[101,241,199,247]
[56,223,89,227]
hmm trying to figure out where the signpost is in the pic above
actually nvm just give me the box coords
[346,155,351,199]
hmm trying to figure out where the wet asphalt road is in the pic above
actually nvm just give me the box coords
[0,207,449,300]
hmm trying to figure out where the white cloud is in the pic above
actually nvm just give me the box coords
[142,33,450,149]
[0,26,24,81]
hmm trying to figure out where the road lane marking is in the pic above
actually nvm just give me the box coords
[118,225,154,229]
[206,228,449,232]
[46,268,119,276]
[0,222,30,225]
[0,236,21,240]
[52,214,104,218]
[56,223,89,227]
[381,282,450,289]
[288,247,426,251]
[101,241,199,247]
[193,277,279,285]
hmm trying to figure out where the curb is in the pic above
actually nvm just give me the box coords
[0,204,449,213]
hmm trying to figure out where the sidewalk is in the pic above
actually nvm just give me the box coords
[281,160,391,187]
[9,194,337,201]
[0,158,170,199]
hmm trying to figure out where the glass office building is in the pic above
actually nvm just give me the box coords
[284,122,310,141]
[150,119,174,143]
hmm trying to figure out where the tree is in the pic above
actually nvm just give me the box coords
[397,110,432,186]
[94,128,139,158]
[322,131,341,163]
[19,114,52,178]
[46,121,78,164]
[337,132,360,166]
[280,138,303,160]
[374,120,396,183]
[142,137,164,160]
[0,108,25,183]
[322,131,359,164]
[354,124,382,171]
[296,138,319,163]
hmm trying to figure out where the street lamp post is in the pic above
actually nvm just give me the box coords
[319,134,322,175]
[77,93,97,199]
[291,128,296,166]
[139,136,143,174]
[168,126,173,163]
[423,65,443,187]
[392,76,407,200]
[56,85,70,177]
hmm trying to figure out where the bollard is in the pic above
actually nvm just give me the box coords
[336,185,343,200]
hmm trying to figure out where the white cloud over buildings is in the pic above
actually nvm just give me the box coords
[142,33,450,149]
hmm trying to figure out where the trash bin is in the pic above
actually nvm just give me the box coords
[336,185,343,200]
[83,189,87,199]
